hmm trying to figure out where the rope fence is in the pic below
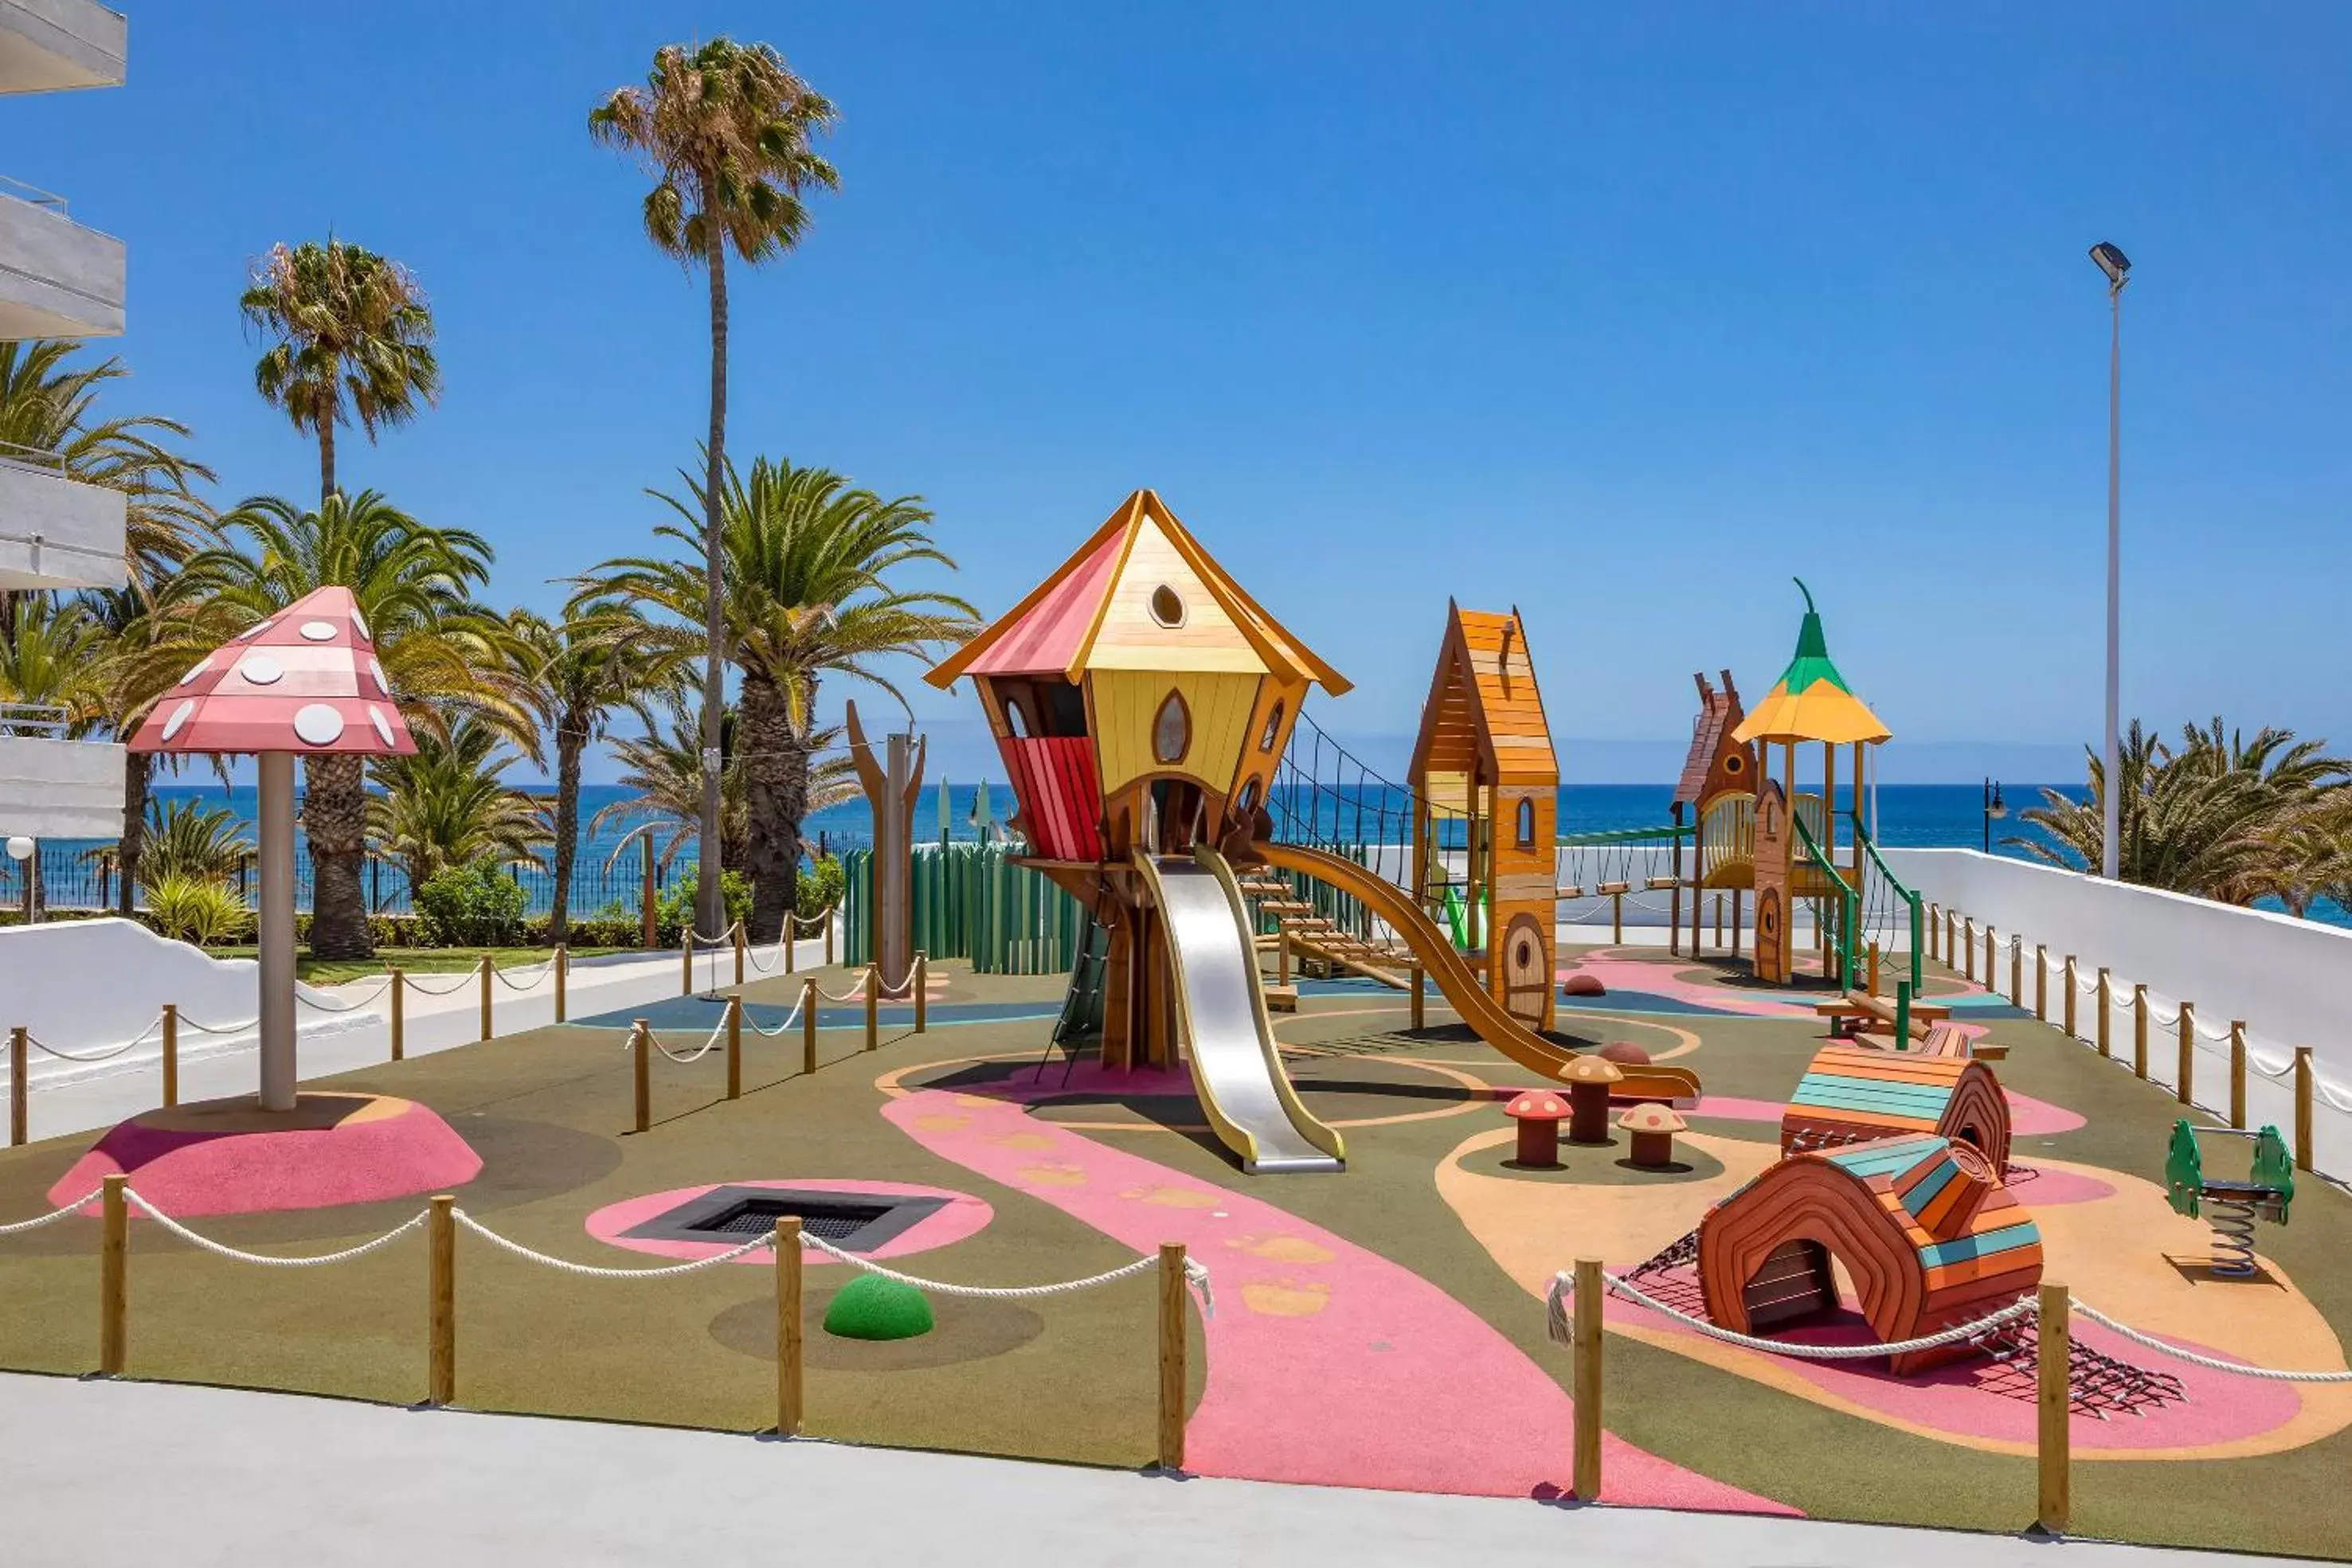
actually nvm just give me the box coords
[1541,1257,2352,1531]
[0,1176,1208,1468]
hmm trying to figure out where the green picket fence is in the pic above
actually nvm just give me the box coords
[842,843,1093,976]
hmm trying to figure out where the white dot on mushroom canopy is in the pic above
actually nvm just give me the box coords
[161,698,197,741]
[238,619,273,641]
[292,704,346,747]
[239,654,284,686]
[178,657,209,686]
[369,657,390,696]
[368,706,395,746]
[350,608,371,642]
[299,620,338,642]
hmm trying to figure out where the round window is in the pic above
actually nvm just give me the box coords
[1149,585,1186,628]
[1153,691,1190,764]
[1723,752,1747,775]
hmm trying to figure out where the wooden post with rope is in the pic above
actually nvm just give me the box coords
[2035,945,2048,1021]
[100,1173,127,1376]
[1157,1242,1188,1472]
[2176,1002,2194,1107]
[2010,937,2022,1007]
[9,1025,25,1147]
[1572,1257,1603,1501]
[478,954,493,1042]
[681,936,694,998]
[914,954,928,1034]
[864,968,879,1052]
[2063,956,2078,1037]
[1963,917,1975,981]
[2132,983,2148,1078]
[734,925,746,987]
[160,1003,178,1109]
[390,968,405,1061]
[801,980,818,1076]
[726,996,743,1101]
[775,1215,803,1437]
[2295,1046,2315,1172]
[2038,1280,2070,1535]
[632,1019,650,1134]
[2229,1022,2248,1129]
[2096,968,2111,1057]
[428,1195,455,1406]
[554,944,567,1023]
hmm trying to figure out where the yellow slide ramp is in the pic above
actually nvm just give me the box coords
[1257,841,1702,1101]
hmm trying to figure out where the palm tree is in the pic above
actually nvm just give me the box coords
[506,606,686,941]
[178,491,522,958]
[239,240,440,504]
[368,712,547,893]
[0,594,106,921]
[0,340,213,589]
[592,706,749,875]
[136,797,253,889]
[590,37,839,936]
[580,457,974,939]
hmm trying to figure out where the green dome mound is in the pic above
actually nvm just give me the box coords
[823,1274,934,1341]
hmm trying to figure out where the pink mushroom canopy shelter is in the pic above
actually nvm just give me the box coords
[128,585,414,1112]
[129,585,417,757]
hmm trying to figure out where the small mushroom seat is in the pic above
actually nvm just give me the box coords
[1559,1054,1625,1144]
[1503,1089,1571,1167]
[1618,1102,1689,1168]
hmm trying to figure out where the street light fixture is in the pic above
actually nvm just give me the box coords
[1982,778,2007,854]
[2090,241,2130,880]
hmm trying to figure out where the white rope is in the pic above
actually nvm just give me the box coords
[178,1011,261,1035]
[689,920,742,946]
[1544,1267,2033,1358]
[0,1189,101,1237]
[400,969,480,997]
[296,976,397,1012]
[745,992,807,1038]
[124,1191,427,1267]
[632,1015,730,1064]
[453,1210,773,1277]
[2070,1301,2352,1382]
[796,1229,1215,1317]
[491,959,556,991]
[24,1026,155,1063]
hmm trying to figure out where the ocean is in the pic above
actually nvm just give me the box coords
[18,780,2345,929]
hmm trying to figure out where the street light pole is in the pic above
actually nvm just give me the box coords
[2091,242,2131,880]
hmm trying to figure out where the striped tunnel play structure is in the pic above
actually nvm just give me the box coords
[1697,1132,2045,1375]
[1780,1043,2013,1174]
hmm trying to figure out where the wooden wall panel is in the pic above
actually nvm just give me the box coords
[1092,670,1262,795]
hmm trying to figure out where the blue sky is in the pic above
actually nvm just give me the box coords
[16,2,2351,782]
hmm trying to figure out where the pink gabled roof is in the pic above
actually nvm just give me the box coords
[962,527,1125,678]
[128,585,418,757]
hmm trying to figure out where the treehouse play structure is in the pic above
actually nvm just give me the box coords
[925,490,1696,1175]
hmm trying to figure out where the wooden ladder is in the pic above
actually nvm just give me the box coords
[1233,868,1410,987]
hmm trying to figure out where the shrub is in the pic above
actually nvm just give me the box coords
[414,861,529,948]
[800,856,845,921]
[653,868,753,947]
[145,874,253,947]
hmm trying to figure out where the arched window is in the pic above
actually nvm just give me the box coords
[1516,797,1536,847]
[1153,690,1190,764]
[1258,700,1285,753]
[1236,777,1261,815]
[1002,694,1029,739]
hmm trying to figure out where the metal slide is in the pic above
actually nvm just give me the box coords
[1133,848,1345,1175]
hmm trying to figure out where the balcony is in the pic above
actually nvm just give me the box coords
[0,439,124,590]
[0,0,125,94]
[0,175,123,338]
[0,706,123,840]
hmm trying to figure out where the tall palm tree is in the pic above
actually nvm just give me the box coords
[580,457,974,939]
[179,491,522,958]
[368,712,547,893]
[592,706,749,875]
[0,593,106,921]
[590,37,839,935]
[506,606,687,941]
[239,239,440,504]
[0,340,213,590]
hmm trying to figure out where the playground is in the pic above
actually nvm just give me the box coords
[2,491,2348,1558]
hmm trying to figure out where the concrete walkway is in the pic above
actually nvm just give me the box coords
[0,1374,2295,1567]
[17,930,832,1144]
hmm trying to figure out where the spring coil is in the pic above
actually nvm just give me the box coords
[2208,1195,2260,1278]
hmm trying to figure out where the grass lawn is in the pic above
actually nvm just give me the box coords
[209,944,636,985]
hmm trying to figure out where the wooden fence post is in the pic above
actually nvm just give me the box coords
[2010,938,2022,1007]
[775,1215,803,1437]
[2294,1046,2315,1172]
[2063,957,2077,1037]
[2096,969,2111,1057]
[428,1194,455,1406]
[1158,1242,1188,1471]
[2176,1003,2194,1107]
[160,1004,178,1109]
[726,996,743,1102]
[1573,1257,1604,1500]
[2131,983,2148,1078]
[2038,1281,2070,1535]
[632,1019,650,1134]
[734,925,746,987]
[9,1025,25,1147]
[914,955,928,1034]
[1963,918,1976,981]
[864,968,879,1052]
[2229,1022,2247,1129]
[824,915,834,968]
[100,1173,127,1376]
[1610,889,1625,946]
[2035,946,2048,1021]
[390,968,405,1061]
[1926,901,1939,960]
[785,916,797,975]
[801,980,818,1076]
[681,937,694,998]
[554,944,567,1023]
[478,955,493,1042]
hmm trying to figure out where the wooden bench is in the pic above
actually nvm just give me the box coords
[1851,1019,2002,1060]
[1814,992,1951,1044]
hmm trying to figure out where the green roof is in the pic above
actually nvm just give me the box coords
[1777,580,1852,696]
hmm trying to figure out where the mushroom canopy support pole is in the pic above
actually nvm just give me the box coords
[256,753,298,1110]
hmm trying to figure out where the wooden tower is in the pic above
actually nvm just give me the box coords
[1407,604,1560,1030]
[1677,671,1759,955]
[923,490,1348,1070]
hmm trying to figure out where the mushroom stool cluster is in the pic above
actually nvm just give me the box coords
[1618,1103,1689,1168]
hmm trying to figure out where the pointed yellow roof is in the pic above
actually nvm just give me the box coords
[1409,604,1558,788]
[1732,580,1891,747]
[926,490,1350,693]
